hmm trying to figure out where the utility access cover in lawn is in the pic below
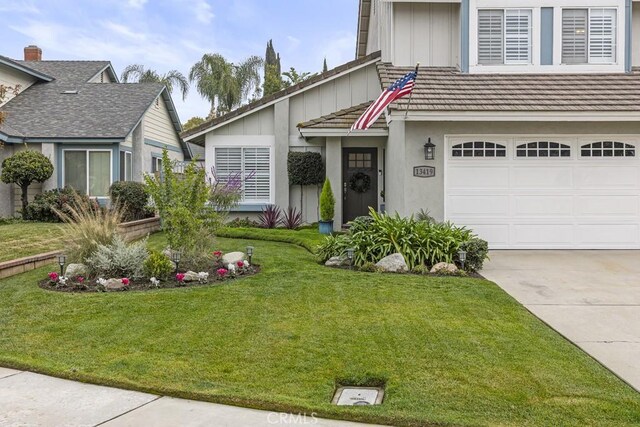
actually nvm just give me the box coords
[332,387,384,406]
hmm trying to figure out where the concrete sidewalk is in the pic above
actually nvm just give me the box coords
[482,250,640,393]
[0,367,379,426]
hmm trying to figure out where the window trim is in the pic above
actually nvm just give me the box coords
[477,8,533,66]
[212,143,274,205]
[120,150,132,181]
[62,148,113,198]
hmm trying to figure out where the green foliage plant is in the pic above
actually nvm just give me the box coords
[1,149,54,213]
[109,181,151,222]
[23,188,93,222]
[143,251,175,280]
[87,236,148,279]
[319,178,335,222]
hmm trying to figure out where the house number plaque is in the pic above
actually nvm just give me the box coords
[413,166,436,178]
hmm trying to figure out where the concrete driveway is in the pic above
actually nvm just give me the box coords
[483,250,640,392]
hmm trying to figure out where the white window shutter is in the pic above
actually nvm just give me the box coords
[589,8,616,63]
[505,10,531,64]
[562,9,589,64]
[478,10,504,65]
[242,147,271,203]
[214,148,242,178]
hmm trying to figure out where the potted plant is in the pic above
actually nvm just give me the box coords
[319,178,335,235]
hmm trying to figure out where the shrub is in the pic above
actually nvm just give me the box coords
[23,188,94,222]
[143,251,175,280]
[109,181,152,222]
[359,262,377,273]
[226,217,260,228]
[54,195,123,263]
[458,237,489,272]
[316,233,350,263]
[287,152,324,186]
[319,178,335,221]
[281,207,302,229]
[416,209,437,224]
[87,236,148,279]
[1,149,54,214]
[411,264,430,275]
[258,205,281,229]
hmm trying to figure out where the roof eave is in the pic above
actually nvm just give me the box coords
[299,128,388,138]
[0,56,54,82]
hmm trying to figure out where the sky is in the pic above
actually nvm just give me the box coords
[1,0,360,122]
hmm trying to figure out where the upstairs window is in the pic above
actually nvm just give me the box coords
[478,9,532,65]
[562,8,617,64]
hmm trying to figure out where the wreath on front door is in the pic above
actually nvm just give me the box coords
[349,172,371,193]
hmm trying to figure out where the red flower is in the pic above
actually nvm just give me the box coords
[176,273,186,282]
[236,261,244,268]
[76,276,85,283]
[213,251,222,257]
[121,278,130,286]
[217,268,228,277]
[48,272,59,282]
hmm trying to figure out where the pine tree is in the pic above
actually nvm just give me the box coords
[323,58,328,73]
[263,40,283,96]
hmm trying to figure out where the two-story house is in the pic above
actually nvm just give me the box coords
[0,45,191,217]
[184,0,640,250]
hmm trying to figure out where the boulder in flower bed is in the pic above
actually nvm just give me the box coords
[222,251,245,265]
[65,263,88,278]
[430,262,458,275]
[105,278,128,291]
[375,253,408,273]
[325,256,350,267]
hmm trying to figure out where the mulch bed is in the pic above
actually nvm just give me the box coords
[39,266,260,293]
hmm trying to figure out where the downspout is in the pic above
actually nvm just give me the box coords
[626,0,632,73]
[461,0,470,73]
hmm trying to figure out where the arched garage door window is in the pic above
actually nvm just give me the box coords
[580,141,636,157]
[451,142,507,158]
[516,141,571,158]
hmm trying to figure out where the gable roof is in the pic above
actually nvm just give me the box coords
[356,0,372,59]
[182,51,382,144]
[14,60,118,85]
[378,63,640,113]
[0,55,54,82]
[298,101,387,130]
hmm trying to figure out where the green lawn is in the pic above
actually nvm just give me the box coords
[0,221,66,262]
[0,230,639,426]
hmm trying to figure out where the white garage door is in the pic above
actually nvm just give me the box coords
[445,136,640,249]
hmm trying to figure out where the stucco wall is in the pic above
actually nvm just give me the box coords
[0,144,14,217]
[386,120,640,220]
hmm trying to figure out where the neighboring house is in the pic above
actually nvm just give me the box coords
[0,45,191,216]
[184,0,640,250]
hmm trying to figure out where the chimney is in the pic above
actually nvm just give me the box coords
[24,45,42,61]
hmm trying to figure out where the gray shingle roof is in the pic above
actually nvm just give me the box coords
[297,102,387,129]
[378,63,640,112]
[0,61,165,140]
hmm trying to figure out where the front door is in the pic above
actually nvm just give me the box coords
[342,148,378,224]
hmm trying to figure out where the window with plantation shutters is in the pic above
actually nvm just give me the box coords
[589,8,616,63]
[478,10,504,65]
[562,8,617,64]
[478,9,531,65]
[215,147,271,203]
[505,9,531,64]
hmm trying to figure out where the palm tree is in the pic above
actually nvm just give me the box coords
[282,67,317,87]
[189,54,263,115]
[121,65,189,100]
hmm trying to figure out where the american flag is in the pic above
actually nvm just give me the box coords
[351,66,418,131]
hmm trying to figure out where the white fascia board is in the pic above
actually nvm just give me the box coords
[299,128,389,138]
[184,57,381,142]
[389,111,640,122]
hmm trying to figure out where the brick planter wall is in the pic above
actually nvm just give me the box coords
[118,216,161,242]
[0,250,63,279]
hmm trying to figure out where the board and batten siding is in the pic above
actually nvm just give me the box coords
[88,69,113,83]
[633,5,640,67]
[393,2,461,67]
[0,64,37,106]
[143,96,182,150]
[210,107,275,136]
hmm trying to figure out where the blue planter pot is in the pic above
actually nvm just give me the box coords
[319,220,334,235]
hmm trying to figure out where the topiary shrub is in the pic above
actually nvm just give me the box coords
[143,251,175,280]
[287,151,324,217]
[109,181,152,222]
[23,188,94,222]
[458,237,489,272]
[1,149,54,214]
[319,178,335,221]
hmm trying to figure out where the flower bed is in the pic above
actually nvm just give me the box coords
[39,252,258,293]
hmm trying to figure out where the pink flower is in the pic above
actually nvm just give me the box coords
[176,273,185,282]
[236,261,244,268]
[48,272,59,282]
[76,276,85,283]
[121,278,130,286]
[217,268,228,277]
[213,251,222,257]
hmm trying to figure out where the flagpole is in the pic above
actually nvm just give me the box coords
[404,62,419,119]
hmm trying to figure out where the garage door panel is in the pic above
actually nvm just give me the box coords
[512,224,575,246]
[576,196,639,216]
[512,167,573,189]
[577,224,640,245]
[575,166,639,189]
[448,195,509,216]
[514,196,573,216]
[458,224,510,246]
[448,166,509,189]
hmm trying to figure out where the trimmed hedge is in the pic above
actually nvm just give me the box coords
[109,181,153,222]
[287,152,324,186]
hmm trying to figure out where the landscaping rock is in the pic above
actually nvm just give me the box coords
[65,263,88,278]
[105,279,126,291]
[375,253,408,273]
[430,262,458,274]
[222,252,245,265]
[325,256,350,267]
[183,271,200,282]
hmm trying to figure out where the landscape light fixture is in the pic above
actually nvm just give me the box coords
[171,250,181,273]
[346,248,355,269]
[246,246,254,264]
[458,249,467,270]
[424,138,436,160]
[57,254,66,276]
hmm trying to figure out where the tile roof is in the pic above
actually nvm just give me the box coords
[182,51,382,142]
[378,63,640,112]
[297,102,387,129]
